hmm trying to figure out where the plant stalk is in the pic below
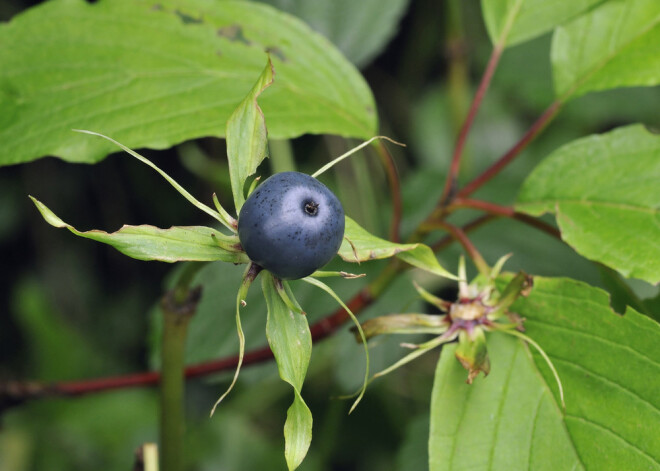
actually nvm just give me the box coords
[159,269,202,471]
[440,43,504,206]
[457,101,562,198]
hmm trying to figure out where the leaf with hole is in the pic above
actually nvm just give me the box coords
[0,0,377,167]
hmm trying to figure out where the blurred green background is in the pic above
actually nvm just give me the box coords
[1,0,659,470]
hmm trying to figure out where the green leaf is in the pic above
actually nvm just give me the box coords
[517,125,660,284]
[340,216,456,279]
[226,59,274,212]
[262,272,313,470]
[256,0,410,67]
[0,0,377,167]
[512,277,660,469]
[552,0,660,100]
[429,333,582,470]
[30,196,247,263]
[480,0,603,47]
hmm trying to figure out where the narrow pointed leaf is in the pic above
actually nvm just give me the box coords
[210,264,257,416]
[481,0,603,47]
[430,333,582,471]
[552,0,660,100]
[0,0,377,167]
[517,125,660,284]
[262,272,313,470]
[226,59,274,212]
[340,217,456,279]
[360,313,447,339]
[75,129,235,230]
[302,276,369,412]
[30,196,247,263]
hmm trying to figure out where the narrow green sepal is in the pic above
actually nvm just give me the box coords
[358,313,448,340]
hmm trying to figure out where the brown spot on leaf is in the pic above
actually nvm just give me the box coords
[265,46,287,62]
[218,24,251,45]
[175,9,203,24]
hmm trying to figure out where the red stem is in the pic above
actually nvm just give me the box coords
[440,44,504,205]
[430,215,495,252]
[457,101,562,198]
[451,198,561,239]
[437,221,489,274]
[1,289,373,401]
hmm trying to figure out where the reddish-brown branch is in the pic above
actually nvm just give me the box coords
[437,221,489,274]
[450,198,561,239]
[1,286,375,403]
[375,140,403,243]
[430,215,495,252]
[2,211,507,406]
[440,44,504,205]
[458,101,562,198]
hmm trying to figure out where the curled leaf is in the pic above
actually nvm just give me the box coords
[302,276,369,414]
[210,263,261,416]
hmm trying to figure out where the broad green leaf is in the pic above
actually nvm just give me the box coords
[552,0,660,100]
[257,0,410,67]
[513,277,660,469]
[340,216,455,279]
[429,333,581,471]
[226,59,273,212]
[517,125,660,284]
[480,0,603,47]
[0,0,377,167]
[30,196,247,263]
[262,272,313,470]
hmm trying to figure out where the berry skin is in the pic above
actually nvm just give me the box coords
[237,172,345,280]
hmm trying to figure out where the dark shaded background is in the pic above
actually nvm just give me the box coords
[1,0,659,469]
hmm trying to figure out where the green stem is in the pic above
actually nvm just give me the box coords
[269,139,296,174]
[159,267,203,471]
[160,308,190,471]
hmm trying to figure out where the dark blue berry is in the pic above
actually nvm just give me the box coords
[238,172,345,280]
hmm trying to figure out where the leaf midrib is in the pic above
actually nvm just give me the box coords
[559,7,660,100]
